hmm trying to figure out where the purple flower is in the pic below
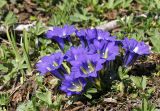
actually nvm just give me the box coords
[122,38,150,67]
[96,29,116,41]
[45,25,76,49]
[115,39,123,45]
[46,25,76,38]
[89,40,119,61]
[86,28,97,41]
[76,29,86,38]
[59,25,76,38]
[76,28,97,47]
[60,74,87,96]
[71,54,105,78]
[51,69,64,80]
[36,52,64,75]
[77,28,97,46]
[45,27,62,38]
[76,28,116,48]
[76,29,87,47]
[65,47,88,62]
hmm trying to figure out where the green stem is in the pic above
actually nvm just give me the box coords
[23,30,32,73]
[6,27,20,61]
[95,78,102,91]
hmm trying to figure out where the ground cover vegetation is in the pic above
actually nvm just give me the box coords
[0,0,160,111]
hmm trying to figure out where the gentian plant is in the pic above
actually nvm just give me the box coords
[36,25,151,97]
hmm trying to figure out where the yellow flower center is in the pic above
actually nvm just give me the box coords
[67,80,83,92]
[53,61,58,67]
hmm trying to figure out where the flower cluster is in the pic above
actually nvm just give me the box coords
[36,25,150,96]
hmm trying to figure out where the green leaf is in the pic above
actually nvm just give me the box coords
[130,93,138,98]
[52,95,63,110]
[148,104,156,111]
[30,21,47,36]
[118,82,125,93]
[35,75,44,86]
[105,0,122,9]
[118,66,129,80]
[132,109,139,111]
[147,87,155,95]
[87,88,97,94]
[0,93,9,106]
[141,76,147,91]
[122,0,133,8]
[155,0,160,9]
[92,0,98,6]
[70,13,89,22]
[150,30,160,53]
[142,98,147,111]
[0,0,6,8]
[0,64,8,73]
[130,76,142,89]
[4,12,17,27]
[84,93,92,99]
[36,91,52,105]
[113,0,122,8]
[16,100,36,111]
[130,76,147,91]
[105,0,113,9]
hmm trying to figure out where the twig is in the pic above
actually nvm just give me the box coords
[0,14,148,32]
[96,20,119,31]
[14,21,37,31]
[9,84,22,97]
[96,13,148,31]
[0,37,21,46]
[0,37,11,44]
